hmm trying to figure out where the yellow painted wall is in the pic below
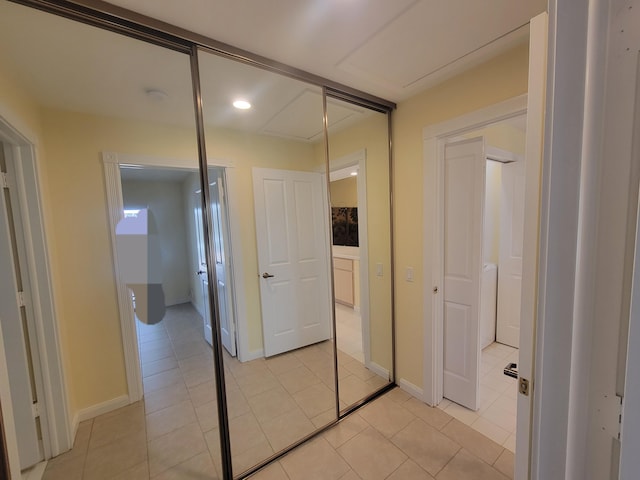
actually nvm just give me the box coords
[320,112,394,373]
[201,129,319,353]
[40,108,200,412]
[393,43,530,388]
[38,108,318,412]
[0,69,82,413]
[1,38,530,418]
[330,177,358,207]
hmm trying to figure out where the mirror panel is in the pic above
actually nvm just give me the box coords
[0,1,225,477]
[326,98,393,411]
[196,49,337,476]
[1,1,395,477]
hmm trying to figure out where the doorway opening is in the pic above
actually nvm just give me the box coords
[328,151,373,373]
[330,166,363,363]
[435,113,528,454]
[104,155,240,403]
[118,163,238,358]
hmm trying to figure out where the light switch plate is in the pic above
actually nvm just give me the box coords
[406,267,414,282]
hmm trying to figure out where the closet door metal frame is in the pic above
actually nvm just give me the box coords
[7,1,397,479]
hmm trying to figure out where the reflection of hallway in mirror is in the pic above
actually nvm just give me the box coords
[335,303,363,363]
[134,303,338,475]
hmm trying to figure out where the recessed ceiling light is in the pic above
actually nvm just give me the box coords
[233,99,251,110]
[145,88,168,101]
[350,171,358,176]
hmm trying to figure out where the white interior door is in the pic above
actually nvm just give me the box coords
[193,174,237,357]
[497,160,525,348]
[442,137,485,411]
[0,151,42,470]
[209,170,236,357]
[253,167,331,357]
[193,195,212,346]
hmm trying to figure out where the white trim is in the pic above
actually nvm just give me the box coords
[102,152,251,402]
[224,168,250,363]
[243,349,265,363]
[486,145,524,164]
[398,378,424,400]
[422,95,528,407]
[0,315,21,479]
[516,12,548,480]
[368,361,389,381]
[102,154,142,403]
[71,394,130,435]
[329,150,371,367]
[21,461,47,480]
[104,152,236,169]
[0,113,71,466]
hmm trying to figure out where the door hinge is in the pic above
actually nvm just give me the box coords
[32,402,40,418]
[596,392,623,440]
[1,172,8,189]
[617,395,623,440]
[17,291,26,307]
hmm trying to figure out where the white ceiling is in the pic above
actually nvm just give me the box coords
[0,0,545,139]
[102,0,546,101]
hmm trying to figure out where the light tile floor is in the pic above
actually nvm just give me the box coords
[40,306,515,479]
[41,385,514,480]
[438,342,519,452]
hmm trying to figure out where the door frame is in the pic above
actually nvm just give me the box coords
[0,112,72,466]
[102,152,247,403]
[328,150,373,368]
[423,94,528,406]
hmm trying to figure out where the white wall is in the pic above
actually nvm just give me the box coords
[181,172,204,317]
[121,179,191,307]
[484,160,502,265]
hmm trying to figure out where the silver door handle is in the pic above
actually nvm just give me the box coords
[262,272,275,279]
[197,270,206,275]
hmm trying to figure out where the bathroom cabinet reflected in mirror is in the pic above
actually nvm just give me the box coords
[326,99,393,411]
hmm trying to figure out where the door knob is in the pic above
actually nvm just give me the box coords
[262,272,275,279]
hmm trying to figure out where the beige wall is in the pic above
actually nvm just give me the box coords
[38,108,320,412]
[0,39,530,418]
[320,112,394,373]
[330,177,358,207]
[39,108,201,412]
[393,43,529,389]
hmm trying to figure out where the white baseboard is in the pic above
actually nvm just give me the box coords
[399,378,424,400]
[367,361,390,380]
[21,460,47,480]
[70,394,130,439]
[241,348,264,363]
[166,298,192,307]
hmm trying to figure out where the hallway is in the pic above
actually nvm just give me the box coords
[37,306,514,479]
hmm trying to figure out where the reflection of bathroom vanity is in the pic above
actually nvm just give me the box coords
[333,246,360,309]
